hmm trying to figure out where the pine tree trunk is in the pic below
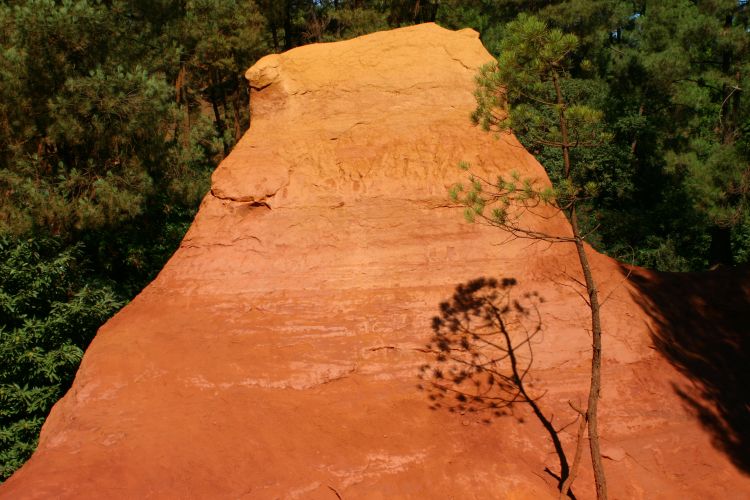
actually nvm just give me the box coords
[709,225,733,266]
[284,1,293,50]
[270,21,279,51]
[570,207,608,500]
[559,403,587,500]
[209,71,229,156]
[175,65,191,148]
[232,86,243,143]
[553,69,608,500]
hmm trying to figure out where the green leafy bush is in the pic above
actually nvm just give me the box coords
[0,237,122,480]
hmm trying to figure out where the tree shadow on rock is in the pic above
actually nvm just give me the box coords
[417,277,578,497]
[624,264,750,473]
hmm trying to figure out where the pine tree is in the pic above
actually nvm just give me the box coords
[461,14,610,499]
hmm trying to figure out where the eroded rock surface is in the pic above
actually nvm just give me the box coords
[3,24,749,499]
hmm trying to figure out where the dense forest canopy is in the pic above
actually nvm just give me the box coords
[1,0,748,481]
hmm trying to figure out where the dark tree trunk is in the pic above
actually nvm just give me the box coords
[709,225,733,267]
[284,1,294,50]
[553,68,608,500]
[571,209,608,500]
[232,83,245,143]
[209,74,228,156]
[270,21,279,51]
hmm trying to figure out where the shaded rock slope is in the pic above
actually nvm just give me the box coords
[3,24,749,499]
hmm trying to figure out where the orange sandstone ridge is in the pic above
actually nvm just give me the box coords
[2,23,749,499]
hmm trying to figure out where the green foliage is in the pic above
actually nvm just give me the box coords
[320,5,389,41]
[437,0,549,55]
[473,14,610,173]
[466,3,750,270]
[0,0,240,287]
[172,0,269,151]
[0,1,197,239]
[450,161,576,246]
[594,0,749,267]
[0,237,122,480]
[471,13,611,230]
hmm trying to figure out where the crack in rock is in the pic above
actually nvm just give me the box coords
[210,188,276,208]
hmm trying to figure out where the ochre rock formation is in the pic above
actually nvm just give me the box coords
[3,24,749,499]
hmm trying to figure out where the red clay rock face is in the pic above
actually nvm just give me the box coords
[3,23,749,499]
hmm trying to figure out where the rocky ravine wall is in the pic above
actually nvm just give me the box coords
[2,24,749,499]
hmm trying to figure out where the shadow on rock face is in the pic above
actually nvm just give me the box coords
[624,264,750,473]
[417,277,579,498]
